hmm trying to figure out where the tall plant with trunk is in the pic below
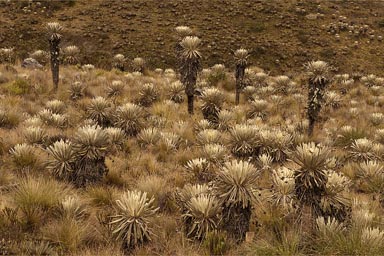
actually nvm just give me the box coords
[46,22,63,91]
[179,36,202,115]
[305,61,331,136]
[234,49,249,105]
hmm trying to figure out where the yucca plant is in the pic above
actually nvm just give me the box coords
[24,126,47,145]
[175,26,193,39]
[109,190,159,252]
[228,124,259,158]
[290,142,332,225]
[257,153,273,171]
[106,80,125,98]
[58,195,88,221]
[138,83,159,107]
[51,113,68,129]
[69,81,85,100]
[72,125,109,186]
[179,36,202,115]
[46,22,63,91]
[9,143,38,172]
[272,75,293,94]
[259,129,292,162]
[271,167,296,212]
[167,80,185,103]
[196,129,222,146]
[234,48,249,105]
[158,131,182,152]
[137,127,161,147]
[325,91,342,109]
[104,127,126,148]
[349,138,377,161]
[86,97,113,127]
[202,143,227,166]
[39,109,54,125]
[113,54,126,71]
[217,109,234,131]
[185,158,211,183]
[183,194,222,240]
[247,99,268,120]
[46,140,76,180]
[214,160,260,242]
[194,119,212,133]
[370,112,384,126]
[305,61,331,136]
[356,161,384,194]
[334,125,367,148]
[114,103,146,136]
[132,57,145,73]
[63,45,80,65]
[45,99,66,114]
[200,88,224,125]
[319,171,351,222]
[175,183,210,208]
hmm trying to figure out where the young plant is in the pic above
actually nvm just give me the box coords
[63,45,80,65]
[200,88,224,126]
[113,54,126,72]
[109,190,159,252]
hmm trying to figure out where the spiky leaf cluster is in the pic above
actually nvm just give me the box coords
[214,160,259,209]
[72,125,109,160]
[114,103,145,136]
[63,45,80,65]
[46,140,76,179]
[166,81,185,103]
[87,97,113,127]
[69,81,85,100]
[109,190,159,250]
[228,124,259,157]
[200,88,224,124]
[183,194,221,240]
[271,167,296,212]
[138,83,159,107]
[290,142,331,204]
[46,22,63,41]
[106,80,125,98]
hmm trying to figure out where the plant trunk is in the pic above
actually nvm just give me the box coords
[235,88,240,105]
[187,95,194,115]
[235,65,245,105]
[49,39,60,91]
[308,118,315,136]
[222,204,251,243]
[307,79,328,136]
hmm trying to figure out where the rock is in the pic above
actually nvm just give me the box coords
[21,58,43,69]
[306,13,318,20]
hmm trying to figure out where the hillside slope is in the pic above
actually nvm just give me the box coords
[1,0,384,74]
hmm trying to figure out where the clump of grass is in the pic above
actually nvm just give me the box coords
[42,217,89,252]
[12,177,69,228]
[6,79,30,95]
